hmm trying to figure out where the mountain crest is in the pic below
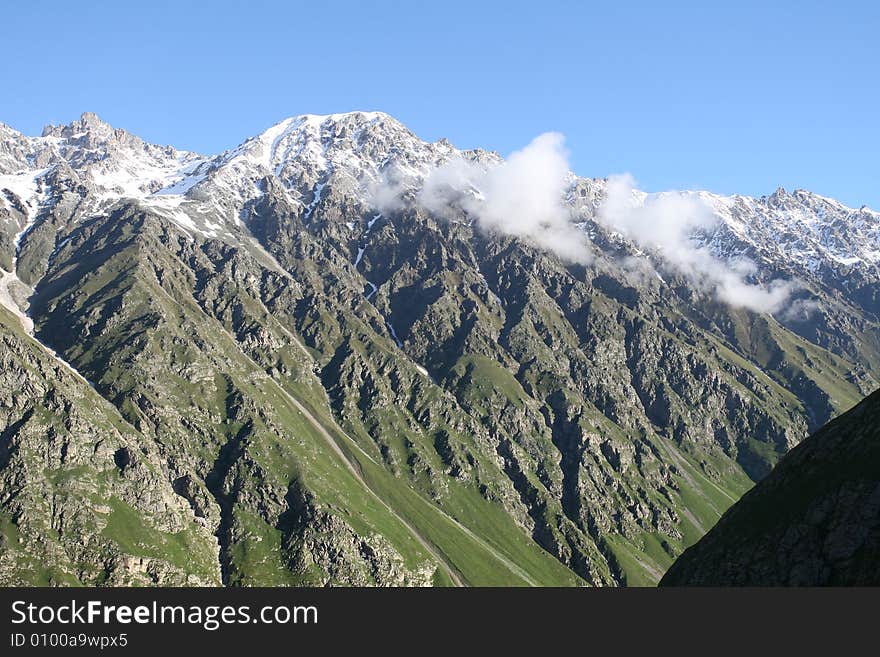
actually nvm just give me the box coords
[41,110,111,137]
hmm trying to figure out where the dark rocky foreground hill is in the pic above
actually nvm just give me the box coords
[661,389,880,585]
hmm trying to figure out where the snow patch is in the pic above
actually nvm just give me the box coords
[0,265,33,334]
[303,181,326,220]
[386,321,403,348]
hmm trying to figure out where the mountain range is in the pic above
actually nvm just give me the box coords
[0,111,877,585]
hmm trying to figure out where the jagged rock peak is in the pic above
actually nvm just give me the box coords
[42,111,117,138]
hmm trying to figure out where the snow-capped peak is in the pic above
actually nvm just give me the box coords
[218,110,445,183]
[0,112,206,205]
[145,110,477,234]
[684,186,880,277]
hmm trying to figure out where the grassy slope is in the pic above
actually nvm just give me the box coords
[28,222,583,586]
[0,306,219,585]
[16,208,877,587]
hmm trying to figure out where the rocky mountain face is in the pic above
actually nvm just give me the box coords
[0,112,877,586]
[0,303,220,585]
[661,388,880,586]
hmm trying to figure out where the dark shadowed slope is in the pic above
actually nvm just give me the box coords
[662,389,880,585]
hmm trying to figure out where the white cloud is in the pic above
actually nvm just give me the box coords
[372,135,797,314]
[779,297,821,322]
[417,132,592,264]
[598,173,793,313]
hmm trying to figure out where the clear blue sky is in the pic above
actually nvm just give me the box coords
[2,0,878,207]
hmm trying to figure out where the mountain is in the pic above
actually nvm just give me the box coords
[661,388,880,585]
[0,111,877,586]
[0,302,219,585]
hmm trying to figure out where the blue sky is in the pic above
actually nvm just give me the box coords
[2,0,878,207]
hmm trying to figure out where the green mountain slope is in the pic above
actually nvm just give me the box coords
[7,194,867,586]
[0,305,219,585]
[24,207,582,586]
